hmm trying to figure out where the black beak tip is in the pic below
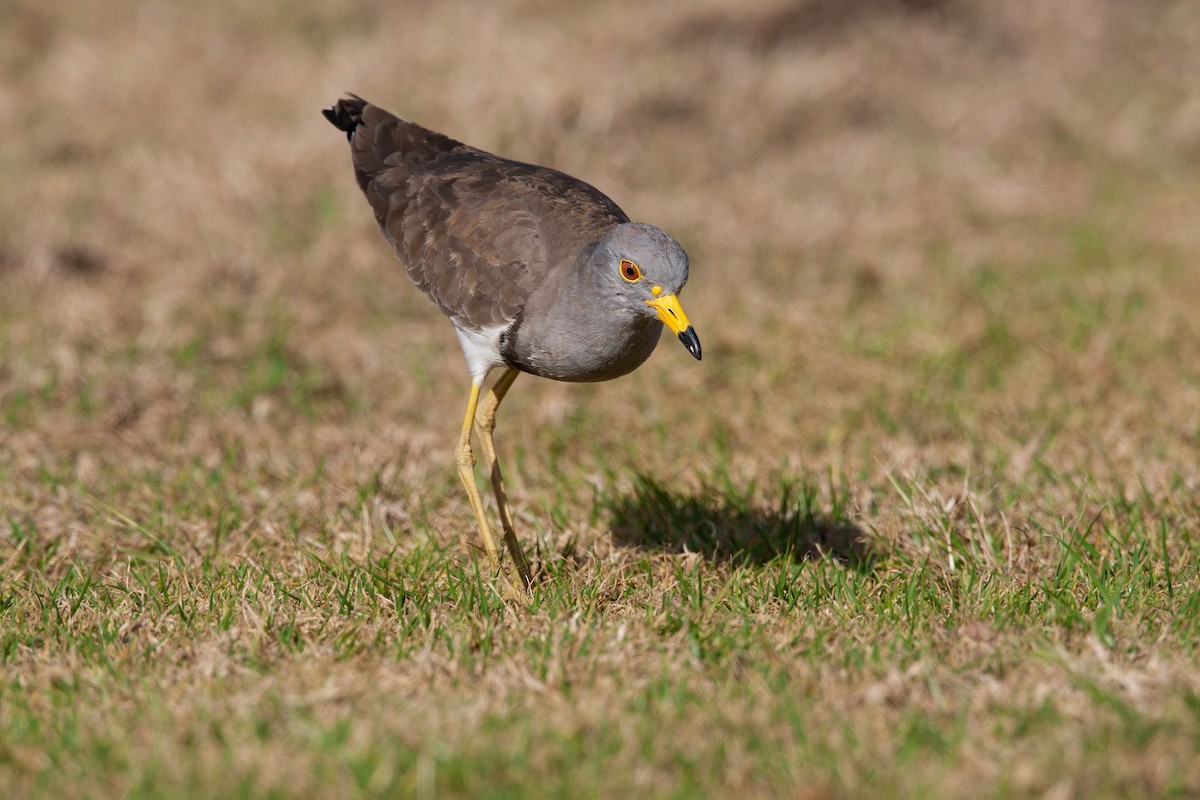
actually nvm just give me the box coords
[678,327,702,361]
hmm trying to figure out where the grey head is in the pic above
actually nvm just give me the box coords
[586,222,701,360]
[503,221,700,383]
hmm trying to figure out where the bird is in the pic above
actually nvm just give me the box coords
[323,95,701,594]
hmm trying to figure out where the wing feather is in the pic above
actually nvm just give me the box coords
[332,98,628,329]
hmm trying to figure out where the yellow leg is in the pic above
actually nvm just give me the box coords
[454,382,508,584]
[475,368,532,590]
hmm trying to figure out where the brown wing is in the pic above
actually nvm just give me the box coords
[325,97,629,329]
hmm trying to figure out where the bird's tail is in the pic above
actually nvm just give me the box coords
[322,94,475,207]
[322,94,369,141]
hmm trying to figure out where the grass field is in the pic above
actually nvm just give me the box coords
[3,0,1200,797]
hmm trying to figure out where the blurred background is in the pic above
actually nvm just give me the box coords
[2,0,1198,547]
[6,5,1200,795]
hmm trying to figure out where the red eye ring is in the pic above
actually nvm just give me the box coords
[620,259,641,282]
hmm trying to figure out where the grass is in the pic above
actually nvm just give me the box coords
[4,460,1198,797]
[4,0,1200,797]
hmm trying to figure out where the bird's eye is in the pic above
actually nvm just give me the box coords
[619,259,641,282]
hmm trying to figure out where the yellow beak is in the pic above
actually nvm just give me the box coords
[646,294,701,361]
[646,293,691,335]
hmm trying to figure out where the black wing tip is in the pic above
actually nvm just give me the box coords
[322,93,369,141]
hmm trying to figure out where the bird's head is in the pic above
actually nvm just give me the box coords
[595,222,701,360]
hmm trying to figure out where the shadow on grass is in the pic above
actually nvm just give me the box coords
[607,474,880,572]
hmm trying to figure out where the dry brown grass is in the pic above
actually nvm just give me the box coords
[3,1,1200,797]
